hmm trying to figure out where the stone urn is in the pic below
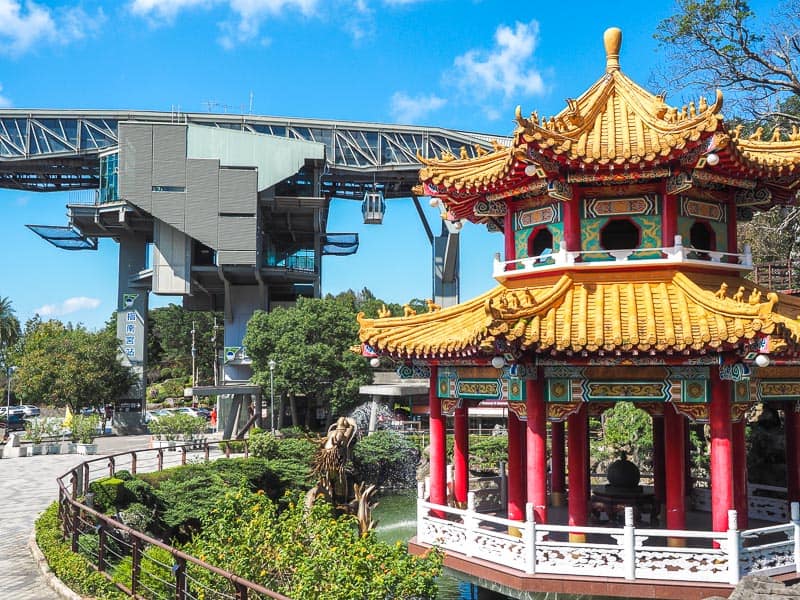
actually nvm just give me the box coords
[605,452,642,494]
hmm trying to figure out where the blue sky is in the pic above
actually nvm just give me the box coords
[0,0,776,330]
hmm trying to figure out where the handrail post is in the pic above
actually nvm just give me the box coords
[181,446,187,466]
[97,523,106,572]
[524,502,536,574]
[727,509,740,585]
[131,538,140,595]
[108,456,115,477]
[174,556,186,600]
[158,448,164,471]
[465,492,476,558]
[131,451,137,475]
[71,502,80,553]
[624,507,635,580]
[204,440,210,461]
[235,581,249,600]
[792,502,800,574]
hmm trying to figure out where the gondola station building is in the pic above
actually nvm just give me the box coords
[357,28,800,599]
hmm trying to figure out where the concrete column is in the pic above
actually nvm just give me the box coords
[567,403,588,542]
[710,373,734,535]
[453,403,469,506]
[115,232,149,434]
[507,410,525,521]
[526,378,547,523]
[550,420,566,507]
[665,402,686,545]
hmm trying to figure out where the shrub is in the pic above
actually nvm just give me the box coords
[34,502,125,599]
[352,430,419,489]
[89,477,127,513]
[119,502,157,534]
[248,429,280,458]
[185,490,442,600]
[123,478,160,508]
[469,435,509,473]
[112,543,177,598]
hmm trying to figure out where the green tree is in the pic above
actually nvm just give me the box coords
[147,304,222,385]
[10,320,136,412]
[655,0,800,124]
[244,296,372,429]
[0,296,20,362]
[656,1,800,266]
[596,402,653,470]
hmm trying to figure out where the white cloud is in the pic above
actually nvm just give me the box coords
[129,0,213,21]
[452,20,545,100]
[0,83,11,107]
[390,92,446,124]
[0,1,103,56]
[35,297,102,317]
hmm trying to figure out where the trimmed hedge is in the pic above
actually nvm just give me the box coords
[34,502,125,599]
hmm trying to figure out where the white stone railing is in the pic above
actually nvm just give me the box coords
[493,236,752,281]
[416,485,800,585]
[692,482,789,523]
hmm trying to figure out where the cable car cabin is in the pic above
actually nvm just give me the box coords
[362,191,385,224]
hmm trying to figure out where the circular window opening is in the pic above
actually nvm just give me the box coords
[600,219,640,251]
[528,228,554,257]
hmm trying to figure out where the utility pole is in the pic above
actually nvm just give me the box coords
[211,317,220,386]
[191,321,197,405]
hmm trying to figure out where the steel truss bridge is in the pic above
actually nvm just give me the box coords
[0,109,508,198]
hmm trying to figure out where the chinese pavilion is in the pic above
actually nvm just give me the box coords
[358,29,800,598]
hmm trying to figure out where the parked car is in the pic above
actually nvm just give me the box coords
[0,406,26,432]
[18,405,40,417]
[144,409,172,424]
[174,407,211,421]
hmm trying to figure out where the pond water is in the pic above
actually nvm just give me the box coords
[372,491,489,600]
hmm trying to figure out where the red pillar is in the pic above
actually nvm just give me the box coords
[504,203,516,263]
[551,420,566,507]
[664,402,686,545]
[453,403,469,507]
[710,374,733,534]
[652,415,666,508]
[661,181,678,248]
[732,419,748,529]
[785,405,800,503]
[567,403,588,542]
[526,379,547,523]
[562,197,581,252]
[507,410,525,521]
[428,366,447,511]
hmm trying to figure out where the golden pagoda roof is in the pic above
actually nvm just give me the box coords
[357,271,800,359]
[418,27,800,210]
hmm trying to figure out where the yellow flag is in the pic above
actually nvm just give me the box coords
[63,406,73,430]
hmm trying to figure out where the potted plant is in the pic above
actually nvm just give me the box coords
[148,418,169,449]
[24,418,46,455]
[45,419,63,454]
[72,413,100,455]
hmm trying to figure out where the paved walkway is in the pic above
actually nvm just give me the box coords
[0,435,186,599]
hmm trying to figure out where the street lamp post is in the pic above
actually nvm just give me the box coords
[5,365,15,439]
[268,359,276,433]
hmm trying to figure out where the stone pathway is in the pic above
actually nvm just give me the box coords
[0,435,192,599]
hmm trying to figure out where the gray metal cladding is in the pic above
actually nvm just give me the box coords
[218,215,256,252]
[217,249,256,265]
[151,191,186,229]
[152,126,187,188]
[118,123,153,213]
[186,158,220,248]
[219,168,256,215]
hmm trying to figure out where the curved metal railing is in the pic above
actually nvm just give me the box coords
[55,441,290,600]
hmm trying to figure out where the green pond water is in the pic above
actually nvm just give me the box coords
[372,491,484,600]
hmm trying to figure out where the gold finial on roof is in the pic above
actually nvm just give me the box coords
[603,27,622,72]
